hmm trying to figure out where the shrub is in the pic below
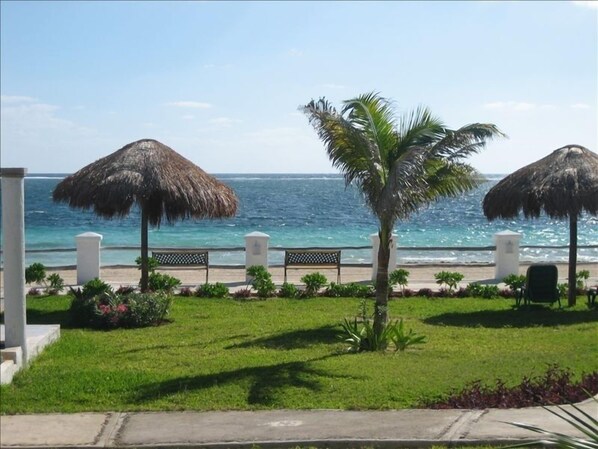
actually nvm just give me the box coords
[400,288,415,298]
[125,292,172,327]
[179,287,194,297]
[46,273,65,295]
[70,291,172,329]
[233,288,252,299]
[434,271,464,293]
[345,283,374,298]
[147,272,181,293]
[323,282,344,298]
[278,282,299,298]
[135,256,159,273]
[466,283,500,299]
[390,319,427,352]
[195,282,230,298]
[424,365,598,409]
[558,283,568,298]
[499,288,515,298]
[338,318,426,353]
[301,272,328,297]
[25,262,46,285]
[416,288,434,298]
[576,270,590,290]
[247,265,276,298]
[82,278,113,299]
[338,300,426,353]
[389,268,410,294]
[502,274,526,293]
[436,288,453,298]
[454,287,469,298]
[323,282,373,298]
[115,285,136,295]
[28,287,41,296]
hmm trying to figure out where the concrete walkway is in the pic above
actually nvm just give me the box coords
[2,398,596,448]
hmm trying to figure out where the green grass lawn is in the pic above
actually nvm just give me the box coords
[1,295,596,414]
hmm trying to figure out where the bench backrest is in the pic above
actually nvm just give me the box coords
[285,250,341,266]
[525,264,558,303]
[152,251,208,266]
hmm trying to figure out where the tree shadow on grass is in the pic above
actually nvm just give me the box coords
[119,334,254,355]
[133,354,356,406]
[225,325,339,350]
[424,307,598,328]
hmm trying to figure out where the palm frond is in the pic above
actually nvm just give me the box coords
[394,106,445,158]
[302,95,391,209]
[342,92,398,174]
[425,160,482,198]
[302,93,503,226]
[430,123,506,160]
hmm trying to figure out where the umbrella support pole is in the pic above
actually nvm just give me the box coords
[141,208,149,292]
[568,214,577,306]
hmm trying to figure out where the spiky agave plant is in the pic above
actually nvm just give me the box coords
[506,397,598,449]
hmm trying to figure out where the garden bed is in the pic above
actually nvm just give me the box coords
[0,295,596,413]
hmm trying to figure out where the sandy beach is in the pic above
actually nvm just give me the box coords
[17,261,598,292]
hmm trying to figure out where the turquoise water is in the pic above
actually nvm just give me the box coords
[2,174,597,266]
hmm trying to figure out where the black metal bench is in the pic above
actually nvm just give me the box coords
[152,250,209,284]
[284,249,341,283]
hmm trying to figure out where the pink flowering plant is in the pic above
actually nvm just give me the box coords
[70,291,172,329]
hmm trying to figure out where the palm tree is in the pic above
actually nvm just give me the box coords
[302,92,504,337]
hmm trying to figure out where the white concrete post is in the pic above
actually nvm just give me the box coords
[245,231,270,281]
[76,232,103,285]
[494,230,522,280]
[1,168,28,363]
[371,233,398,281]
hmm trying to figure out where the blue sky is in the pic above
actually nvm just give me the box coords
[1,1,596,174]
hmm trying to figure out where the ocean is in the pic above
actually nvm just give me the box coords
[2,174,597,267]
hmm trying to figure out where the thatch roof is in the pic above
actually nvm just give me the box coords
[483,145,598,220]
[53,139,238,226]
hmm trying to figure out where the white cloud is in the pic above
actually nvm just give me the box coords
[570,103,591,109]
[288,48,304,57]
[165,101,212,109]
[0,95,38,104]
[207,117,241,127]
[483,101,556,112]
[572,1,598,9]
[1,94,99,171]
[512,102,536,111]
[181,115,196,120]
[1,96,74,130]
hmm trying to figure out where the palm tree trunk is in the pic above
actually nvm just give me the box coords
[140,207,149,292]
[374,221,392,338]
[568,214,577,306]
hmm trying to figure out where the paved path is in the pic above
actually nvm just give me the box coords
[2,399,596,448]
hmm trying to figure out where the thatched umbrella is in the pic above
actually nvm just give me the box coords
[483,144,598,306]
[53,139,238,291]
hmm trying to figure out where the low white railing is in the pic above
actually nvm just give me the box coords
[5,230,597,283]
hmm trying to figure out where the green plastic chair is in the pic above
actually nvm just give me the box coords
[516,264,561,307]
